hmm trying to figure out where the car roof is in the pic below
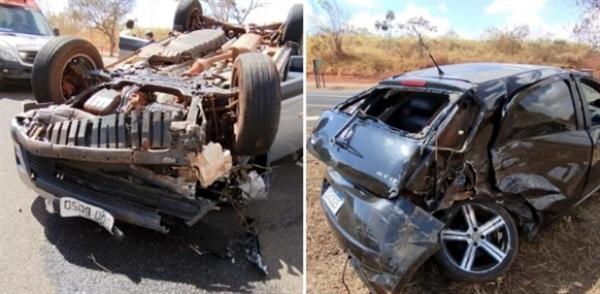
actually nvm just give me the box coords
[400,63,560,83]
[381,63,570,89]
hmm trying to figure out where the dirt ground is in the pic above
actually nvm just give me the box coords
[306,128,600,294]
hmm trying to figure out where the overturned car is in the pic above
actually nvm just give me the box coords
[11,0,303,256]
[308,63,600,293]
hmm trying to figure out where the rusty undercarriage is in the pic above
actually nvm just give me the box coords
[11,1,304,274]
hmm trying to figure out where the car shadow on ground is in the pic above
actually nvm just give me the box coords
[30,163,303,293]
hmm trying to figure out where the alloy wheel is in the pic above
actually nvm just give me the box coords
[439,203,511,273]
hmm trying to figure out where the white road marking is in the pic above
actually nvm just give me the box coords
[306,104,334,108]
[307,93,353,98]
[306,116,320,121]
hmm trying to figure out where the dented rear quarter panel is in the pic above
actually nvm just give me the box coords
[308,64,600,292]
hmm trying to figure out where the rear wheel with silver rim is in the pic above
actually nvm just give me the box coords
[434,201,518,282]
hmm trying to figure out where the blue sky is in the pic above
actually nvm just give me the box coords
[307,0,589,40]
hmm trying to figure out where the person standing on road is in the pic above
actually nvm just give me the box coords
[120,19,136,37]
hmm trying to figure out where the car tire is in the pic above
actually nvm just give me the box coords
[281,4,303,45]
[231,53,281,156]
[173,0,202,32]
[434,201,518,283]
[32,36,103,104]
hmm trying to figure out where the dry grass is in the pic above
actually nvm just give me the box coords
[46,14,171,56]
[306,128,600,294]
[307,35,599,80]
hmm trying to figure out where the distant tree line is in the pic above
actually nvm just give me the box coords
[310,0,600,60]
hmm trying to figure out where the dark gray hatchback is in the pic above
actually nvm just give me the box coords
[308,63,600,293]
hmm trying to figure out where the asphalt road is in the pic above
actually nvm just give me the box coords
[306,90,359,127]
[0,85,303,293]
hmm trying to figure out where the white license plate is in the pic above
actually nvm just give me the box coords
[59,197,115,233]
[322,186,344,215]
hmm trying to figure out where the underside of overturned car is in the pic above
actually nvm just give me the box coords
[308,63,600,293]
[10,0,303,273]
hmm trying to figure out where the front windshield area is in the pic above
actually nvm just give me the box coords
[0,4,53,36]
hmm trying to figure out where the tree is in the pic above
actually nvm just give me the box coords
[573,0,600,50]
[397,16,438,36]
[309,0,351,59]
[68,0,135,57]
[198,0,267,24]
[444,29,460,39]
[482,25,529,40]
[46,11,84,36]
[481,25,530,54]
[375,10,395,33]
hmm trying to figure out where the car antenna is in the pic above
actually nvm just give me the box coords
[412,26,444,76]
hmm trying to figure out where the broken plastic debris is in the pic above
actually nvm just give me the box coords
[238,170,268,201]
[243,229,268,275]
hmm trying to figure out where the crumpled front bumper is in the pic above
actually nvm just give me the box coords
[9,114,211,233]
[321,167,444,293]
[12,140,178,232]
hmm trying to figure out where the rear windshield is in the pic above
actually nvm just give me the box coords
[339,87,450,135]
[0,4,53,36]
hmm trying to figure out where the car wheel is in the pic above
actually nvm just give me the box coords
[434,201,518,282]
[173,0,202,32]
[32,36,103,104]
[231,53,281,156]
[281,4,303,45]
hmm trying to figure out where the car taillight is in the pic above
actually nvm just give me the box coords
[400,80,427,87]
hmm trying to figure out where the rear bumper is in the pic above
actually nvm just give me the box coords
[0,60,32,84]
[321,167,444,293]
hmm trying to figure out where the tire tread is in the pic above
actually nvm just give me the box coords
[233,53,281,156]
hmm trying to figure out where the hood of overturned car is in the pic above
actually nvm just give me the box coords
[308,110,430,198]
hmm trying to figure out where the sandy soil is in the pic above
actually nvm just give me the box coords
[306,129,600,294]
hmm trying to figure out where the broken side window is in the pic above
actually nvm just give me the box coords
[580,79,600,126]
[510,81,577,141]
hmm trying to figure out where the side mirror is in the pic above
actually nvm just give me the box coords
[53,28,60,36]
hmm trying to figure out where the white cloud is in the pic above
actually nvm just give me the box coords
[485,0,546,14]
[345,0,382,8]
[348,11,386,33]
[484,0,575,40]
[243,1,299,25]
[455,29,477,39]
[437,3,447,11]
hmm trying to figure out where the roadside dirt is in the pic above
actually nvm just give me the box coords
[306,129,600,294]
